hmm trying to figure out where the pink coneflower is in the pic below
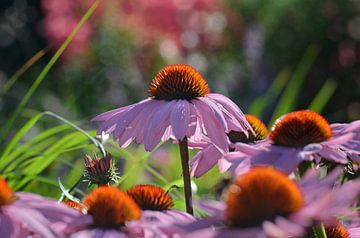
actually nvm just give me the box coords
[159,167,360,238]
[94,64,251,153]
[93,64,252,214]
[65,186,190,237]
[190,114,267,177]
[65,186,142,237]
[127,184,194,223]
[0,178,82,237]
[224,110,360,175]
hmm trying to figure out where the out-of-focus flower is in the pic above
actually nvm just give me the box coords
[121,0,225,51]
[0,177,82,237]
[127,184,194,223]
[159,167,360,238]
[93,64,252,152]
[83,153,119,186]
[64,186,188,237]
[190,114,267,177]
[224,110,360,175]
[64,186,144,237]
[41,0,98,58]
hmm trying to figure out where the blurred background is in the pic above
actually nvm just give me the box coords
[0,0,359,200]
[1,0,359,124]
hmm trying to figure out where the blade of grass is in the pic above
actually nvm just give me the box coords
[269,44,319,127]
[308,79,337,113]
[0,48,47,96]
[248,67,291,117]
[0,0,102,143]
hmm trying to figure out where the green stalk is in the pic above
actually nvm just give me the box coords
[313,224,327,238]
[179,137,194,215]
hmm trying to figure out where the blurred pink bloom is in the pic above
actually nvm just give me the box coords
[119,0,225,51]
[93,64,252,152]
[41,0,104,58]
[0,178,82,237]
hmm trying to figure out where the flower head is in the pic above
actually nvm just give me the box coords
[226,167,303,228]
[270,110,332,147]
[127,184,174,211]
[83,186,141,228]
[224,110,360,175]
[149,64,210,100]
[83,153,119,186]
[93,64,252,152]
[324,224,350,238]
[159,167,360,238]
[228,114,268,143]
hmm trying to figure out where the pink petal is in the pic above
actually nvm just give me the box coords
[171,100,191,140]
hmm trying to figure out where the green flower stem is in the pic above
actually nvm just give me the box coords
[179,137,194,215]
[313,224,327,238]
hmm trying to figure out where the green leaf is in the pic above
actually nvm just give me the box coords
[269,44,319,127]
[308,79,337,113]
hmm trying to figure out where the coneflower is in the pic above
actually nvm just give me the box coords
[224,110,360,175]
[93,64,253,214]
[158,167,360,238]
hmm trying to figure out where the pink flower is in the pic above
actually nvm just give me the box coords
[64,185,193,237]
[93,64,252,152]
[158,167,360,238]
[0,178,82,237]
[121,0,224,50]
[127,184,195,223]
[190,114,268,177]
[223,110,360,175]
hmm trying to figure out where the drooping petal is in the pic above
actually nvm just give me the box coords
[193,98,228,152]
[170,100,191,140]
[190,144,223,177]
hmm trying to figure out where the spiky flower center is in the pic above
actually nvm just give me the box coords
[228,114,268,143]
[0,178,13,206]
[127,184,174,211]
[148,64,210,100]
[325,224,350,238]
[226,167,304,228]
[83,186,141,228]
[270,110,332,147]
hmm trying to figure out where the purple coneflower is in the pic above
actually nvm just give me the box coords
[65,186,142,237]
[190,114,267,177]
[224,110,360,175]
[93,64,252,214]
[127,184,194,223]
[0,177,82,237]
[159,167,360,238]
[65,185,192,238]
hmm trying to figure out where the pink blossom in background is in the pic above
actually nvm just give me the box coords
[121,0,226,52]
[41,0,106,59]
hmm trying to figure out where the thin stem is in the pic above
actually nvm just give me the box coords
[179,137,194,215]
[313,224,328,238]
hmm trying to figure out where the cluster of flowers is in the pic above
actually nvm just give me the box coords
[1,64,359,237]
[41,0,224,59]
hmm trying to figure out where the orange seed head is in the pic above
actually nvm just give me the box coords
[148,64,210,100]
